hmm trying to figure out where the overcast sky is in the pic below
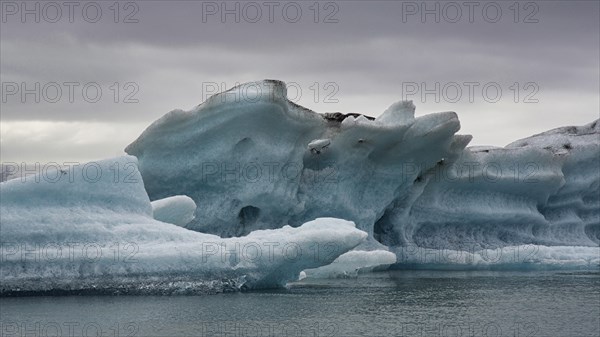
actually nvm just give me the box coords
[1,0,598,163]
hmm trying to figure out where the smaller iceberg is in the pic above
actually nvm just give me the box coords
[0,156,367,295]
[151,195,197,227]
[301,250,397,279]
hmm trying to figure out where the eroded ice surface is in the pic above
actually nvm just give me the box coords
[0,156,367,295]
[375,120,600,258]
[126,80,471,245]
[126,80,599,269]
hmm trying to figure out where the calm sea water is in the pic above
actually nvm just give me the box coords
[1,270,598,337]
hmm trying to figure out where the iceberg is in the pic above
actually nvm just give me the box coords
[2,79,597,297]
[301,250,397,279]
[0,156,367,295]
[375,120,600,256]
[126,80,471,245]
[126,80,599,269]
[151,195,197,227]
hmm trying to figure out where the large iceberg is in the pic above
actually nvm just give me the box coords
[0,156,367,295]
[126,80,599,269]
[2,80,598,295]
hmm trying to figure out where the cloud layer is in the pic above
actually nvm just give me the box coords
[1,1,598,162]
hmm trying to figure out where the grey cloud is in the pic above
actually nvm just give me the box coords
[0,0,598,162]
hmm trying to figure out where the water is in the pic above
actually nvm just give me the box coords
[1,270,598,337]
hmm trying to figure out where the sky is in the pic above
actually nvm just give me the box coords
[1,0,599,163]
